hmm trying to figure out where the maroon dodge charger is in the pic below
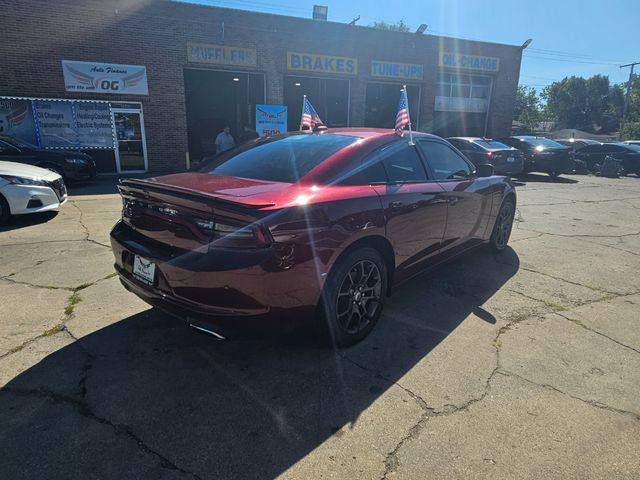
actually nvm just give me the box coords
[110,129,516,345]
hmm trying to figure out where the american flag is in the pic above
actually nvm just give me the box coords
[301,97,323,129]
[395,88,410,135]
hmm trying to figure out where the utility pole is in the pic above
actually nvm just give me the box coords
[620,62,640,127]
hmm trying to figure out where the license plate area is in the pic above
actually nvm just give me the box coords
[507,157,515,163]
[133,255,156,286]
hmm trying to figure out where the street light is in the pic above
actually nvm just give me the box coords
[521,38,533,49]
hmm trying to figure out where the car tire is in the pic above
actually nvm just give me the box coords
[490,197,515,253]
[0,193,11,226]
[319,247,388,347]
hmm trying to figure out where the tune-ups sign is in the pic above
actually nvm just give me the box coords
[62,60,149,95]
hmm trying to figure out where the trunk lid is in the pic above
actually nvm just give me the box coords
[119,174,288,251]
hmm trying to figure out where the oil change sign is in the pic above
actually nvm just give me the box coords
[62,60,149,95]
[287,52,357,75]
[439,53,500,72]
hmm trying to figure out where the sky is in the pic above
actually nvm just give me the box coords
[182,0,640,92]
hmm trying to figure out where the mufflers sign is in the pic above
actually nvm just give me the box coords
[62,60,149,95]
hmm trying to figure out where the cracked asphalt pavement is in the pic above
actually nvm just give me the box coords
[1,174,639,479]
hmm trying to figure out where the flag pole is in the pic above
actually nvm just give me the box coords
[404,85,414,146]
[299,95,306,131]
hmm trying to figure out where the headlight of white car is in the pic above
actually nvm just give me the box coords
[0,175,49,186]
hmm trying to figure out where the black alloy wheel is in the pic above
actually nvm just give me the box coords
[320,248,388,346]
[336,259,383,335]
[490,198,515,252]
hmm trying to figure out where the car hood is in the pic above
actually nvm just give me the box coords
[0,161,61,180]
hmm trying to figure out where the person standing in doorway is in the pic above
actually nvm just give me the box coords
[215,126,235,154]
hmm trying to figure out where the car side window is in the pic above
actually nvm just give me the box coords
[340,156,388,185]
[417,140,474,181]
[377,142,428,183]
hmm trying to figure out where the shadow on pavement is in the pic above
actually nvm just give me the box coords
[0,247,519,479]
[68,174,156,197]
[0,210,58,231]
[513,173,579,185]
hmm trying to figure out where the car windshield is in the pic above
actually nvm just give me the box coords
[474,140,511,149]
[200,133,358,183]
[517,137,565,149]
[0,135,38,150]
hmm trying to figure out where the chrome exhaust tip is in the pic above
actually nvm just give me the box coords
[189,323,226,340]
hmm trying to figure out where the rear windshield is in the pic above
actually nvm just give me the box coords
[620,143,640,153]
[474,140,511,149]
[517,137,565,149]
[200,133,357,183]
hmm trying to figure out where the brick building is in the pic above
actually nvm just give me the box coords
[0,0,523,174]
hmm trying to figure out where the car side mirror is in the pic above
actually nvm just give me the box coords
[476,164,494,177]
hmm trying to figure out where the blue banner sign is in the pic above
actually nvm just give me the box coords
[287,52,357,75]
[255,105,287,137]
[439,52,500,72]
[371,61,424,80]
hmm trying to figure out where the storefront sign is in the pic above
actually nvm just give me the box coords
[0,98,37,145]
[62,60,149,95]
[371,61,423,80]
[439,53,500,72]
[255,105,287,137]
[74,102,114,148]
[33,100,76,148]
[287,52,357,75]
[434,96,489,113]
[187,43,257,66]
[1,97,116,149]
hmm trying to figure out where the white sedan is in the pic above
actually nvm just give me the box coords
[0,161,67,225]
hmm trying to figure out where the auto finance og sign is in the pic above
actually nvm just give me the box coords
[62,60,149,95]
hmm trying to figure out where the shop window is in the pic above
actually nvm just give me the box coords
[364,83,420,129]
[283,76,350,131]
[184,69,265,162]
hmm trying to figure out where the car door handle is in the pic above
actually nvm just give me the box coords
[448,197,459,206]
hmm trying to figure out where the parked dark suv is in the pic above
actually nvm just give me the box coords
[0,135,96,182]
[497,136,574,177]
[574,143,640,175]
[446,137,524,175]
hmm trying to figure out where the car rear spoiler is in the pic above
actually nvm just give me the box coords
[119,178,277,209]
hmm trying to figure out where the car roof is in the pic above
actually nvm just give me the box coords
[320,127,441,141]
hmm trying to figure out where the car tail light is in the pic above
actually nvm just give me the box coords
[193,218,270,248]
[485,152,493,157]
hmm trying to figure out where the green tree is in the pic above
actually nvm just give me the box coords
[620,121,640,140]
[514,85,542,132]
[542,76,589,130]
[370,19,410,32]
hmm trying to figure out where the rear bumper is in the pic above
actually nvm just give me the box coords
[491,159,524,175]
[110,221,321,334]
